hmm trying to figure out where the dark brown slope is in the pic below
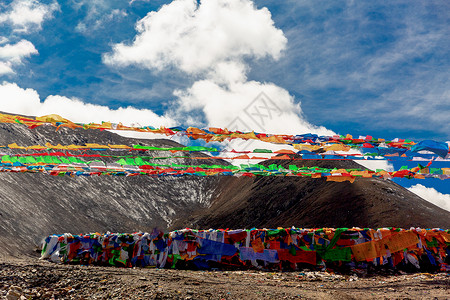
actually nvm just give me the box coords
[174,158,450,229]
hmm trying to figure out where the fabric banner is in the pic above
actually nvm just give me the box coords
[1,113,449,158]
[41,227,449,272]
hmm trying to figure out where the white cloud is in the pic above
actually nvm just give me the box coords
[104,0,334,147]
[0,81,175,129]
[172,71,332,136]
[0,39,38,75]
[0,62,14,75]
[0,37,9,45]
[75,7,127,34]
[70,0,128,35]
[128,0,150,5]
[0,0,59,33]
[408,184,450,212]
[356,160,394,173]
[103,0,287,74]
[0,39,38,63]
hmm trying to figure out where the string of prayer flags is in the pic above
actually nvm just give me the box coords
[41,227,450,272]
[1,156,449,180]
[2,142,449,162]
[1,113,448,158]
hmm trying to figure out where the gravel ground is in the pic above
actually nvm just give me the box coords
[1,257,449,299]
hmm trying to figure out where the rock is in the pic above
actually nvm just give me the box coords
[41,291,53,299]
[5,292,20,300]
[9,286,22,293]
[6,286,23,300]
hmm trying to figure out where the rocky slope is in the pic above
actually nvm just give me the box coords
[175,158,450,229]
[0,120,225,257]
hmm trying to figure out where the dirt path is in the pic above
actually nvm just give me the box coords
[1,258,449,299]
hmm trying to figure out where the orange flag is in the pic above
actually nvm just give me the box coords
[326,176,355,183]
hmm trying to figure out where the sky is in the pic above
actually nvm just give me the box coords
[0,0,449,205]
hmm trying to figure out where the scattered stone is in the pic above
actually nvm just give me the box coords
[1,259,449,299]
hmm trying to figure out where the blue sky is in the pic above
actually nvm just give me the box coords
[254,0,449,141]
[1,0,448,140]
[0,0,449,201]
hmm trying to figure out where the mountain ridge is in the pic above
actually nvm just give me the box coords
[0,121,225,257]
[0,115,449,258]
[174,158,450,230]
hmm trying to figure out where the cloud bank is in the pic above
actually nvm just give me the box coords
[104,0,287,74]
[408,184,450,212]
[0,82,174,128]
[104,0,332,138]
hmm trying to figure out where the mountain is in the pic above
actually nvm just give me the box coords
[1,114,449,258]
[174,158,450,230]
[0,119,226,257]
